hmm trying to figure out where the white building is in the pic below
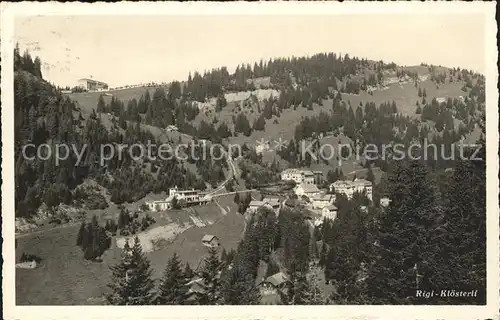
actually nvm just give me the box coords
[351,179,373,201]
[311,193,335,209]
[330,180,354,198]
[262,197,281,209]
[77,78,108,91]
[145,200,170,212]
[294,183,320,199]
[436,97,447,104]
[247,200,273,213]
[281,169,303,184]
[281,169,315,185]
[329,179,373,201]
[145,187,208,212]
[322,205,338,221]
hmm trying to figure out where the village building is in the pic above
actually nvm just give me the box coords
[330,180,354,198]
[321,204,338,221]
[329,178,373,201]
[311,193,335,209]
[248,200,271,213]
[313,170,323,184]
[262,197,281,210]
[258,272,289,296]
[281,169,315,185]
[351,179,373,201]
[294,183,320,199]
[201,235,220,247]
[436,97,447,104]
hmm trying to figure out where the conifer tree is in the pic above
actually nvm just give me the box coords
[184,262,194,279]
[220,264,260,305]
[362,161,444,304]
[156,253,187,305]
[107,237,155,305]
[198,247,222,305]
[76,221,86,246]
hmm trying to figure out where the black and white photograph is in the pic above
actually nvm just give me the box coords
[2,2,498,319]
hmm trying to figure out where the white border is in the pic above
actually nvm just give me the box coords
[1,2,498,320]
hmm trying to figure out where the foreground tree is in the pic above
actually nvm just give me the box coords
[107,236,155,305]
[362,161,445,304]
[220,264,260,305]
[197,247,222,304]
[156,253,187,305]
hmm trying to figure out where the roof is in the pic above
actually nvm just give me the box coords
[262,197,280,207]
[352,178,372,187]
[263,272,289,287]
[297,184,320,193]
[282,168,301,174]
[78,78,107,85]
[312,193,333,201]
[301,170,314,176]
[332,180,352,187]
[249,200,265,207]
[202,235,217,242]
[325,204,338,211]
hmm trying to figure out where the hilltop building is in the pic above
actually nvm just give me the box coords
[145,187,209,211]
[77,78,108,91]
[329,178,373,201]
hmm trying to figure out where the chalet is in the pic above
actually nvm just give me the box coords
[262,197,281,209]
[166,125,178,132]
[436,97,447,104]
[247,200,275,214]
[201,235,220,247]
[258,272,289,296]
[322,204,338,221]
[294,183,320,199]
[311,193,335,209]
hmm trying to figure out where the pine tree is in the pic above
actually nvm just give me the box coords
[76,221,86,246]
[184,262,194,279]
[107,237,155,305]
[97,95,106,113]
[220,264,260,305]
[156,253,187,305]
[438,138,486,303]
[198,247,222,305]
[362,161,444,304]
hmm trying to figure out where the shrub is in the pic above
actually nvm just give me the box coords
[20,252,42,264]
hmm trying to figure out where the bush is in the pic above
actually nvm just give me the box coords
[20,252,42,264]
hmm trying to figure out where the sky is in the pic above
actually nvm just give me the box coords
[14,14,486,88]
